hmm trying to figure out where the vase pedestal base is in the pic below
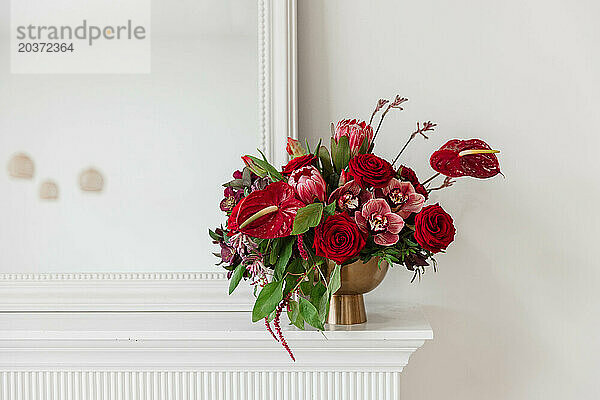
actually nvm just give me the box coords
[327,294,367,325]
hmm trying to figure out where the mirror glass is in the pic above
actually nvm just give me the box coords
[0,1,259,272]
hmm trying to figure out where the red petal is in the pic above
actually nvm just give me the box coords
[430,139,501,179]
[227,182,305,239]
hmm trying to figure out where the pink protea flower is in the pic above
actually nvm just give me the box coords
[334,119,374,155]
[355,199,405,246]
[328,180,373,215]
[288,166,326,204]
[377,178,425,219]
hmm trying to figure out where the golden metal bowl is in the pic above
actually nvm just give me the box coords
[326,258,388,325]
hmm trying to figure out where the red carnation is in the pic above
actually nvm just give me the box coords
[398,165,429,199]
[414,204,456,253]
[348,154,395,189]
[281,154,317,176]
[313,213,366,264]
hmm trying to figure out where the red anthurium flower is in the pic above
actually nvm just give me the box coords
[430,139,501,178]
[227,182,305,239]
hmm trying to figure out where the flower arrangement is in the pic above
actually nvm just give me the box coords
[210,95,501,360]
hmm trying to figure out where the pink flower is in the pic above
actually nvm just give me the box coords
[355,199,405,246]
[328,180,373,215]
[334,119,374,154]
[288,166,326,203]
[377,179,425,218]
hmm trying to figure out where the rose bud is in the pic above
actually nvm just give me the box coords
[334,119,374,155]
[241,155,267,177]
[286,137,307,158]
[287,165,326,204]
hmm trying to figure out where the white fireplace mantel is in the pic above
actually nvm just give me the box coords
[0,305,432,399]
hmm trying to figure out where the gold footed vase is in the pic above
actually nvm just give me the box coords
[326,258,388,325]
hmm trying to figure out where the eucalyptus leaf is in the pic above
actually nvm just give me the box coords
[252,281,283,322]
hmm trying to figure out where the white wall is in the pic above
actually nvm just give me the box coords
[298,1,599,398]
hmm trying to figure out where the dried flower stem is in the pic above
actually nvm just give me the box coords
[370,96,409,151]
[392,121,436,166]
[422,172,441,186]
[427,177,455,193]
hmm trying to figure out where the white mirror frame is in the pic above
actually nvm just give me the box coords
[0,0,297,312]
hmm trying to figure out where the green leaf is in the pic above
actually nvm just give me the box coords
[241,167,252,187]
[318,290,331,321]
[299,297,324,330]
[318,145,334,178]
[287,300,305,330]
[269,238,282,265]
[274,238,295,280]
[312,138,322,157]
[228,263,246,295]
[222,179,244,189]
[246,154,284,182]
[331,136,351,172]
[252,281,283,322]
[291,203,324,235]
[328,264,341,296]
[323,202,336,217]
[358,135,370,154]
[208,229,221,241]
[310,281,327,307]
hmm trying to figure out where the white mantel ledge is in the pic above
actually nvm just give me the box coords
[0,304,432,372]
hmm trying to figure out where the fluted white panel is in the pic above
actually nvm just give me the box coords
[0,371,401,400]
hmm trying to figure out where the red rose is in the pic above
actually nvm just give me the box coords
[313,213,366,264]
[281,154,317,176]
[398,165,428,199]
[348,154,395,188]
[414,204,456,253]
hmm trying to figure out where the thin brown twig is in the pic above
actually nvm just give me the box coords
[391,121,436,166]
[427,177,455,193]
[370,96,408,151]
[422,172,441,186]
